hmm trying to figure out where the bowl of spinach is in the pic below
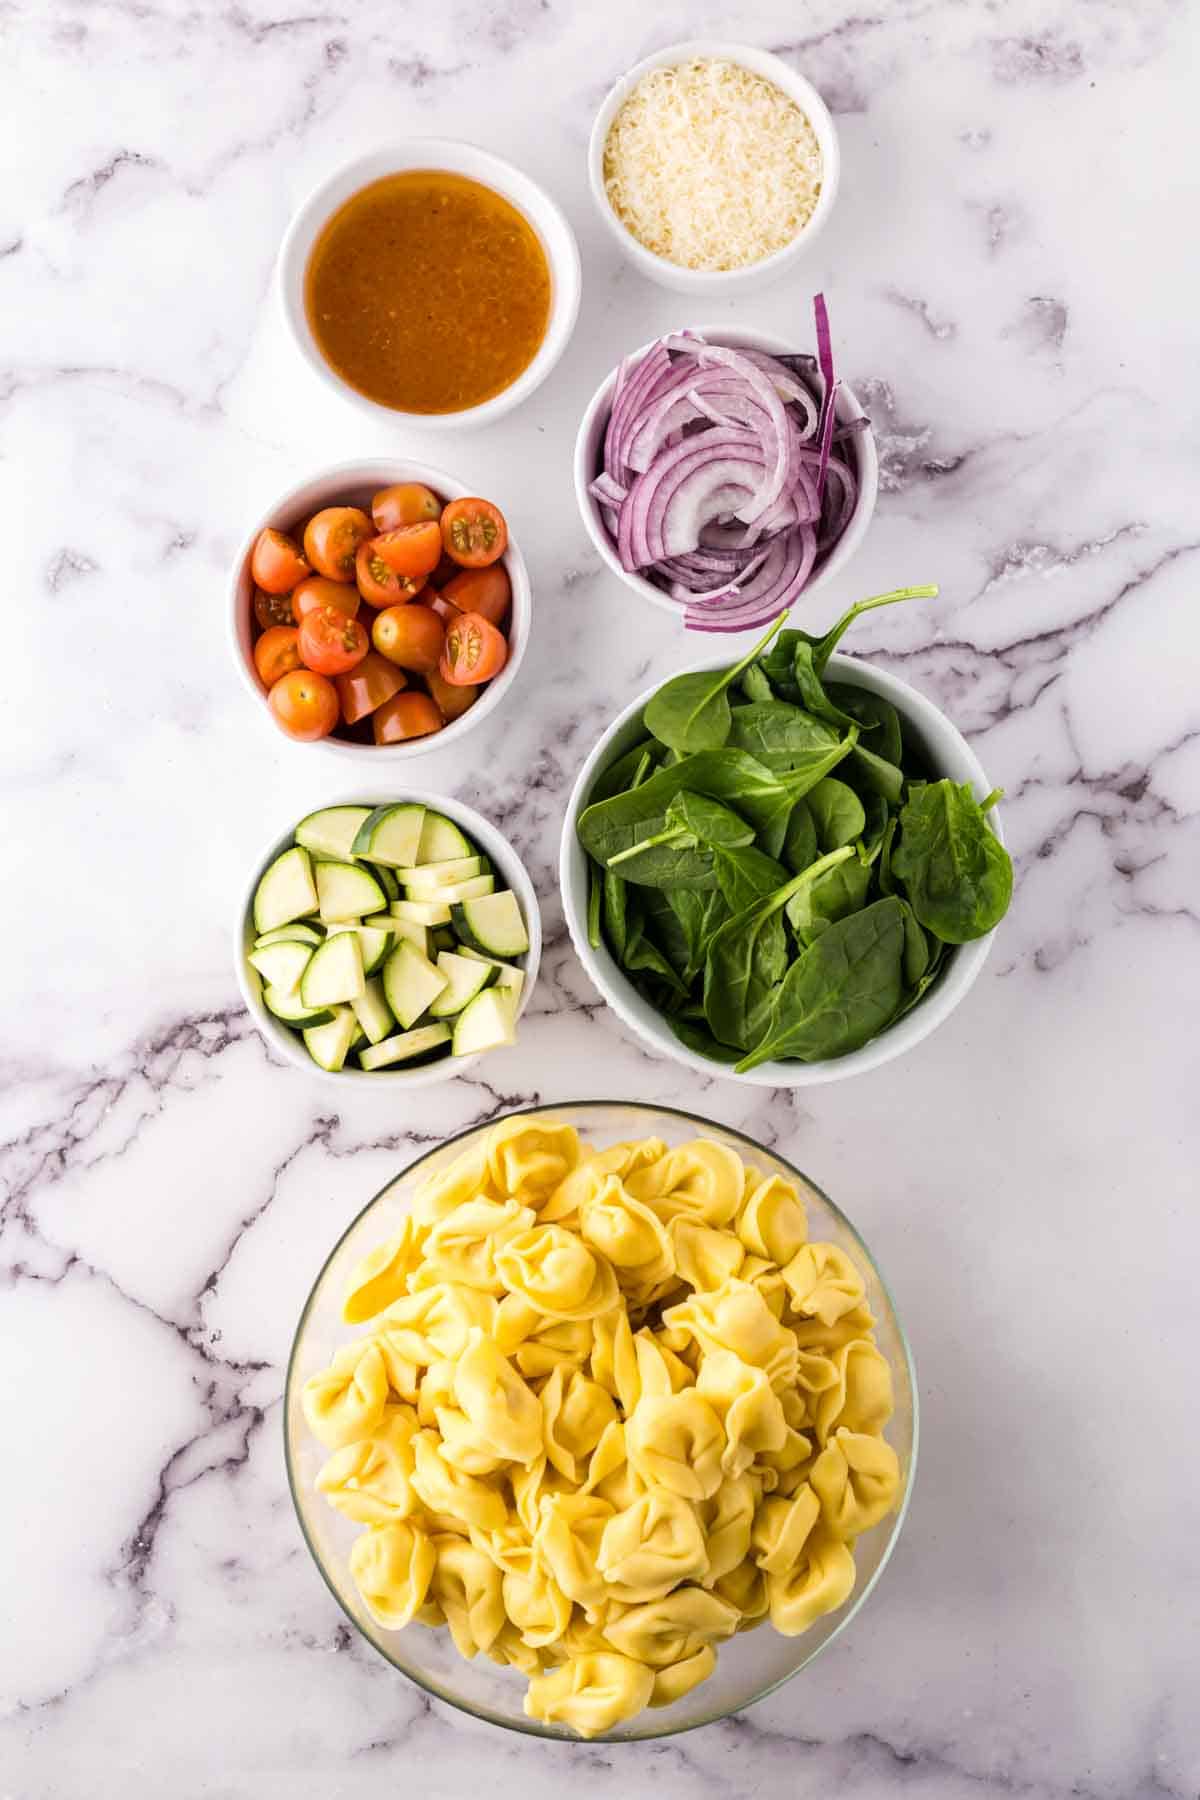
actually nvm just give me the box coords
[562,588,1013,1085]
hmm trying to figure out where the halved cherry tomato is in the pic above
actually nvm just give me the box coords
[372,521,443,580]
[440,611,508,685]
[267,668,339,741]
[371,603,445,673]
[440,498,507,567]
[251,528,308,594]
[303,507,373,582]
[297,604,369,676]
[355,539,426,609]
[373,690,443,744]
[371,482,441,533]
[254,625,303,687]
[334,652,406,725]
[292,575,360,624]
[426,667,480,724]
[442,564,511,628]
[253,586,295,630]
[427,590,461,626]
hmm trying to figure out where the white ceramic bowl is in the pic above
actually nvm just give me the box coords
[229,458,531,761]
[236,790,542,1088]
[278,141,581,428]
[574,325,878,627]
[588,40,839,295]
[560,654,1005,1087]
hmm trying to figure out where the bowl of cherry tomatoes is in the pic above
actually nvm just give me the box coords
[229,459,530,755]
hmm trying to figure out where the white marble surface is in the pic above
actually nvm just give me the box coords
[3,0,1198,1794]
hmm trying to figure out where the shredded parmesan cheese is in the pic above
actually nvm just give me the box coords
[603,58,823,272]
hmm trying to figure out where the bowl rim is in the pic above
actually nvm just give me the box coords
[282,1098,920,1741]
[234,787,542,1086]
[277,138,581,430]
[227,456,531,760]
[572,322,879,624]
[587,39,840,289]
[560,650,1004,1087]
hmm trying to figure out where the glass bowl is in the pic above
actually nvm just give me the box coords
[283,1101,918,1741]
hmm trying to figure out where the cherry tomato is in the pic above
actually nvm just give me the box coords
[297,604,369,676]
[253,586,295,630]
[253,625,303,687]
[372,521,443,579]
[371,482,441,532]
[251,528,308,594]
[440,498,507,568]
[371,603,445,674]
[267,669,339,741]
[440,611,508,685]
[355,539,425,609]
[427,590,462,626]
[442,564,511,628]
[291,575,360,624]
[426,667,480,724]
[334,652,406,725]
[303,507,373,582]
[373,690,443,744]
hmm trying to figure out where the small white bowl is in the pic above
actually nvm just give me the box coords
[574,325,878,627]
[278,141,581,429]
[560,654,1004,1088]
[588,41,839,295]
[237,790,542,1088]
[229,458,531,761]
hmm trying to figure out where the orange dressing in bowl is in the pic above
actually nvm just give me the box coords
[305,170,552,414]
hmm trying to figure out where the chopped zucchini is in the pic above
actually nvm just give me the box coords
[369,862,400,901]
[402,856,485,891]
[327,920,389,976]
[358,1023,452,1071]
[300,931,366,1008]
[416,811,473,864]
[406,873,494,905]
[351,977,395,1045]
[452,890,529,958]
[457,947,525,998]
[431,926,457,953]
[253,846,317,934]
[253,923,322,950]
[362,914,432,957]
[315,860,386,923]
[452,988,517,1056]
[303,1005,358,1072]
[351,803,426,868]
[428,952,497,1018]
[391,898,452,927]
[247,939,313,991]
[262,985,333,1026]
[295,806,371,862]
[382,939,448,1029]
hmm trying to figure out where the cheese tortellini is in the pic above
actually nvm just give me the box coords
[303,1119,901,1736]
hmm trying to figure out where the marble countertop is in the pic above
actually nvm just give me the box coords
[3,1,1198,1794]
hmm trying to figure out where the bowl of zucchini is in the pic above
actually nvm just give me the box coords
[236,792,540,1083]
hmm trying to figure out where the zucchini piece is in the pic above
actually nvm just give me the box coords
[456,947,525,998]
[300,931,366,1008]
[351,803,426,868]
[295,806,371,862]
[247,939,313,990]
[369,862,400,901]
[303,1005,358,1072]
[262,985,333,1026]
[416,811,473,864]
[351,977,394,1045]
[452,988,518,1056]
[359,1023,452,1071]
[408,873,494,904]
[431,926,457,953]
[362,914,432,957]
[327,920,389,976]
[452,890,529,958]
[315,860,386,923]
[428,951,497,1018]
[253,923,322,950]
[382,938,448,1029]
[391,898,452,927]
[253,845,317,934]
[401,856,485,891]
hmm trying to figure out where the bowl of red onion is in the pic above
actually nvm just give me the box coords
[574,303,878,634]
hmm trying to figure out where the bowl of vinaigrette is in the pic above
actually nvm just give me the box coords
[279,141,581,429]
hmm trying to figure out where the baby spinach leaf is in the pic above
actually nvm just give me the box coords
[587,864,603,950]
[826,684,903,765]
[712,844,790,914]
[580,749,789,871]
[891,778,1013,943]
[637,886,694,982]
[666,887,730,984]
[782,797,818,874]
[590,739,658,804]
[785,855,871,947]
[736,897,907,1070]
[807,778,866,852]
[809,586,938,677]
[739,662,775,705]
[727,702,841,771]
[622,913,690,996]
[857,793,890,867]
[848,741,905,807]
[643,612,787,753]
[669,1017,744,1064]
[603,867,632,962]
[703,849,855,1050]
[791,641,864,733]
[898,898,930,985]
[877,815,898,895]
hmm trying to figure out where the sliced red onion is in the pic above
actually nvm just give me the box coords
[812,292,838,508]
[666,547,771,604]
[618,429,766,568]
[590,471,628,508]
[685,527,818,633]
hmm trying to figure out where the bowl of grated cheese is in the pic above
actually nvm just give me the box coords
[589,44,839,294]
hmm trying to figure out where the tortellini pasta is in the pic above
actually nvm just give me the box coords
[303,1119,902,1736]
